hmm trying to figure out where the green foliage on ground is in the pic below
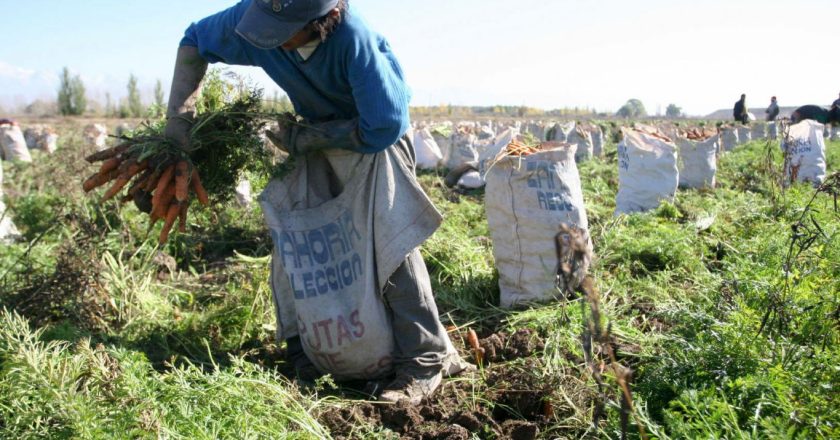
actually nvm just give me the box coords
[0,126,838,438]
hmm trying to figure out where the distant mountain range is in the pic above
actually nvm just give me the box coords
[704,105,833,120]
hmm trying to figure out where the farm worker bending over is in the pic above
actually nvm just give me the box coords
[790,105,840,125]
[163,0,469,405]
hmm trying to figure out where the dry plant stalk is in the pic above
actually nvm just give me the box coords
[555,224,647,440]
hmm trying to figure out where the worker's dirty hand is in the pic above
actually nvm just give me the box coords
[266,118,298,155]
[164,114,194,151]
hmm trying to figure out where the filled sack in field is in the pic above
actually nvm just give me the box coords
[736,126,752,144]
[615,128,679,215]
[0,123,33,162]
[485,142,591,308]
[782,120,826,185]
[525,122,546,142]
[751,122,767,141]
[831,125,839,141]
[677,134,718,189]
[24,125,58,153]
[720,127,739,152]
[83,124,108,152]
[567,125,593,163]
[445,130,479,170]
[260,142,466,380]
[590,125,605,158]
[413,128,444,169]
[0,164,21,244]
[430,127,453,165]
[768,122,778,140]
[546,121,576,142]
[235,178,253,208]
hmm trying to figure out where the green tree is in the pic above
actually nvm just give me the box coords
[666,103,683,118]
[57,67,87,116]
[616,98,647,118]
[153,79,165,117]
[127,74,143,117]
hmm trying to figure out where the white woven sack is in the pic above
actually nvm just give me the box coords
[526,122,546,142]
[831,125,840,141]
[615,129,679,215]
[0,164,21,244]
[736,126,752,144]
[768,122,778,140]
[751,122,767,141]
[567,126,593,163]
[720,127,739,151]
[677,135,718,189]
[413,128,443,170]
[83,124,108,152]
[485,143,590,308]
[782,120,826,185]
[590,126,605,158]
[0,125,33,162]
[546,121,576,142]
[445,131,478,170]
[457,170,484,189]
[431,130,452,165]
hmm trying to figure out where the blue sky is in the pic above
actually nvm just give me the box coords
[1,0,838,115]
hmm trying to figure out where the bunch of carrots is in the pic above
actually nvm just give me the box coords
[83,144,209,245]
[504,140,542,157]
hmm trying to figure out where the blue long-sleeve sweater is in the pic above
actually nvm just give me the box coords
[181,1,411,153]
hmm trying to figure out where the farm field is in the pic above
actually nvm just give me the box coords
[1,120,838,439]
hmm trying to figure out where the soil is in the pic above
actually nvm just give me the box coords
[316,329,572,439]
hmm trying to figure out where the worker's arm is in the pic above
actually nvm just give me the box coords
[164,46,208,151]
[165,2,254,150]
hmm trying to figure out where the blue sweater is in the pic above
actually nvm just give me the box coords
[181,1,411,153]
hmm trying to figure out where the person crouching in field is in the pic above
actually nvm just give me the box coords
[163,0,469,404]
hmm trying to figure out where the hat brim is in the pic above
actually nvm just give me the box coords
[235,2,309,50]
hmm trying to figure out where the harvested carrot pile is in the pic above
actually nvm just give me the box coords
[504,140,542,156]
[82,91,277,245]
[681,127,716,141]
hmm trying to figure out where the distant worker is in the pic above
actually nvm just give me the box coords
[733,94,748,124]
[765,96,779,121]
[790,105,840,124]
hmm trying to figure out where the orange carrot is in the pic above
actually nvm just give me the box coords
[84,144,128,163]
[159,203,181,245]
[82,169,119,193]
[98,157,122,174]
[152,185,177,220]
[102,160,147,201]
[190,168,209,206]
[467,329,483,365]
[127,169,153,198]
[174,160,190,202]
[152,164,176,211]
[178,202,189,232]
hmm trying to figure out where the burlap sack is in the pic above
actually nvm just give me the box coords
[782,120,826,185]
[615,129,679,215]
[677,135,718,189]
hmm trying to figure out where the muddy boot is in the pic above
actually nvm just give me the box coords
[285,336,322,383]
[378,370,442,405]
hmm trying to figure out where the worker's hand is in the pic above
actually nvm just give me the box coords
[164,115,194,151]
[266,117,300,155]
[267,117,364,155]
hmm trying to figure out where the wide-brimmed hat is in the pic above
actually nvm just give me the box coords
[235,0,339,49]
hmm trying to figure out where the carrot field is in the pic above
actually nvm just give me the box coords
[1,120,838,439]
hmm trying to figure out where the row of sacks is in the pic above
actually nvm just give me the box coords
[616,120,830,215]
[484,120,831,308]
[0,121,63,162]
